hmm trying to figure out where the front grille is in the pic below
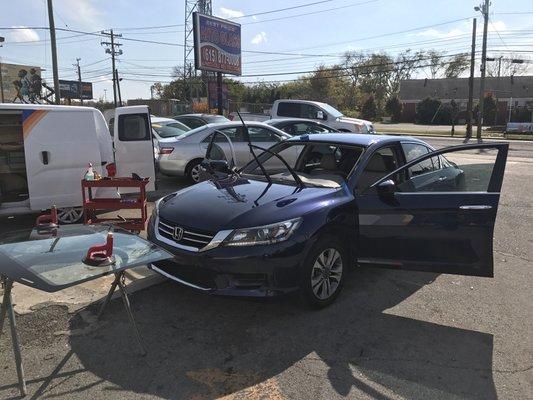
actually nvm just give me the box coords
[158,218,215,250]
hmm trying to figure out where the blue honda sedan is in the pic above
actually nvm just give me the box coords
[148,133,508,307]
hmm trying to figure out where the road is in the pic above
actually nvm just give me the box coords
[0,138,532,399]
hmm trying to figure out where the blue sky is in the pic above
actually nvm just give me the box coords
[1,0,532,100]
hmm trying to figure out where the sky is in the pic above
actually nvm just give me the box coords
[1,0,532,101]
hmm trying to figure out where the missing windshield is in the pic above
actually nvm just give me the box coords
[241,142,364,188]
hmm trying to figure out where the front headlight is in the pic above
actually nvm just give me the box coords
[224,218,302,247]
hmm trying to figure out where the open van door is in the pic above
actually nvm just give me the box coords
[113,106,156,191]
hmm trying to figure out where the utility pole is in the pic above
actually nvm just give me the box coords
[47,0,60,104]
[0,36,4,103]
[466,18,476,139]
[74,58,83,105]
[101,29,122,107]
[475,0,490,140]
[115,69,122,107]
[103,88,107,102]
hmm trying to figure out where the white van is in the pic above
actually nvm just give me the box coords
[270,99,375,134]
[0,104,156,223]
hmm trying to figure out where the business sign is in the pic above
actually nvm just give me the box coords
[59,80,93,100]
[0,63,42,102]
[208,81,228,109]
[193,12,241,76]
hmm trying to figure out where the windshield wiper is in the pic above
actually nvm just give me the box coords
[247,144,305,189]
[235,111,272,185]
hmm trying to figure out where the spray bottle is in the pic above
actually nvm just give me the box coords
[84,163,95,181]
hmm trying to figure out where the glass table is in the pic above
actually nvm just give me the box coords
[0,224,172,396]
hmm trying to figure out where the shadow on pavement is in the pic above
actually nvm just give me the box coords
[67,267,496,400]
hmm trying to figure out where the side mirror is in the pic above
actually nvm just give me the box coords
[201,159,231,175]
[376,179,396,197]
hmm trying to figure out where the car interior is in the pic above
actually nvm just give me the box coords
[357,146,399,192]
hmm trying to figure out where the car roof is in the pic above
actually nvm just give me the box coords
[151,117,177,124]
[287,133,426,147]
[175,113,227,119]
[265,118,325,125]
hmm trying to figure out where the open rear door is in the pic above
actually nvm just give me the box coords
[356,143,508,277]
[113,106,156,191]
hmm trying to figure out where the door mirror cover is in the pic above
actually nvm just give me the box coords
[376,179,396,196]
[201,159,231,175]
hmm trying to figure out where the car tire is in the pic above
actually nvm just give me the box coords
[186,159,203,183]
[299,236,347,308]
[57,206,84,224]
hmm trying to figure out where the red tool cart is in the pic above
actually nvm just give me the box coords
[81,177,149,232]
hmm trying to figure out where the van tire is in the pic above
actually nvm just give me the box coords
[185,159,203,183]
[57,207,84,224]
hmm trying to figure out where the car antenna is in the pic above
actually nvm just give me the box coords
[235,110,272,184]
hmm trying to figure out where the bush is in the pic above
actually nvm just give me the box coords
[415,97,441,124]
[361,95,378,121]
[385,96,402,122]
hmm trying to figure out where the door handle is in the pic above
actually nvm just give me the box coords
[41,151,49,165]
[459,205,492,210]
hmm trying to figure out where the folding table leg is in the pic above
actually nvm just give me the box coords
[96,272,146,356]
[117,273,147,356]
[1,277,27,396]
[97,273,120,320]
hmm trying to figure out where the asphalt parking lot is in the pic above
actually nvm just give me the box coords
[0,137,532,399]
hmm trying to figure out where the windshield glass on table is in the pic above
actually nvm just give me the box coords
[152,123,190,138]
[320,104,344,118]
[241,141,364,188]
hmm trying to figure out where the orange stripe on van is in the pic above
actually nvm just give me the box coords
[22,110,48,140]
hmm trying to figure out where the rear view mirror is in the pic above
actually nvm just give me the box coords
[316,110,326,120]
[376,179,396,197]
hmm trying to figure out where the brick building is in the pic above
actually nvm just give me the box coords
[398,76,533,124]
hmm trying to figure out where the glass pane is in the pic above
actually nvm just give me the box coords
[358,146,400,191]
[0,225,172,291]
[397,148,498,192]
[119,114,149,141]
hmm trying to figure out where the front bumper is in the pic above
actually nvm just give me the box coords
[147,217,308,297]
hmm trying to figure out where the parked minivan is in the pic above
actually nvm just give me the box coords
[270,99,375,134]
[0,104,156,223]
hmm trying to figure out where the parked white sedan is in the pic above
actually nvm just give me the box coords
[157,122,291,182]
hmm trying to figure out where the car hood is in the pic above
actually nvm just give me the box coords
[338,116,374,130]
[158,176,348,232]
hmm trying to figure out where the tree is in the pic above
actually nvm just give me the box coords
[415,97,442,124]
[444,53,469,78]
[361,95,378,120]
[487,54,528,77]
[427,50,445,78]
[385,96,402,122]
[482,93,498,125]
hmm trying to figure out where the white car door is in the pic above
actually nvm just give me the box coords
[113,106,156,191]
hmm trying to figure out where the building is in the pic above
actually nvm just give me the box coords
[399,76,533,124]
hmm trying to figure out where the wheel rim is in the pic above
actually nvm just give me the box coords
[311,248,343,300]
[57,207,83,224]
[190,164,201,182]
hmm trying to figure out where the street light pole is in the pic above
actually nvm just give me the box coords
[476,0,490,140]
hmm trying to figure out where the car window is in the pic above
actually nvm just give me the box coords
[277,102,301,118]
[152,123,189,138]
[178,117,204,129]
[300,104,323,120]
[401,143,436,177]
[108,117,114,136]
[358,146,400,192]
[248,127,281,142]
[216,127,245,142]
[167,122,191,131]
[396,147,499,192]
[118,113,150,141]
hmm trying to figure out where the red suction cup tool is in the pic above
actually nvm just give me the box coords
[36,206,59,232]
[83,232,116,267]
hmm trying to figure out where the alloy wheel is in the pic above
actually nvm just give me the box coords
[57,207,84,224]
[311,248,343,300]
[190,164,202,183]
